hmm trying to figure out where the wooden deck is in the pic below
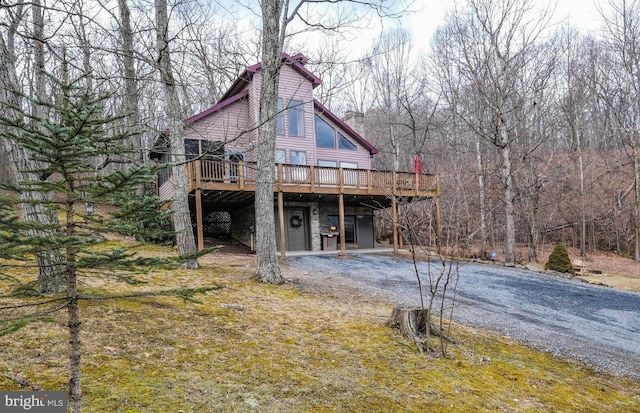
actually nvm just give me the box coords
[185,159,439,198]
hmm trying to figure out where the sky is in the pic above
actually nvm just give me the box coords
[405,0,604,49]
[221,0,607,59]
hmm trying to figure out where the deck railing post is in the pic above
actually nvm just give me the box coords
[195,160,202,189]
[310,165,315,191]
[277,163,284,189]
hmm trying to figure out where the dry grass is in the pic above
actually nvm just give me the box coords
[521,246,640,292]
[1,244,639,412]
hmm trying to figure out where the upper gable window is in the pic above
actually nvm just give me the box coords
[315,115,357,150]
[338,133,357,150]
[315,115,335,147]
[287,99,304,137]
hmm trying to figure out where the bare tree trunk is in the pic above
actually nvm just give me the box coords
[633,146,640,262]
[499,127,516,265]
[118,0,145,164]
[1,27,66,293]
[64,183,82,413]
[573,129,587,257]
[474,134,489,259]
[155,0,198,268]
[255,0,285,284]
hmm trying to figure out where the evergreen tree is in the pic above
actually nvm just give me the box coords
[544,243,574,274]
[0,70,211,412]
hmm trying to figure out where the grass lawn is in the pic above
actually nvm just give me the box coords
[1,243,639,412]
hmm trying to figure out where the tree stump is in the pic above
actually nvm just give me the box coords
[387,307,432,353]
[387,306,454,353]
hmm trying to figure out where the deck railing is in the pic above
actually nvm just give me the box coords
[184,159,439,197]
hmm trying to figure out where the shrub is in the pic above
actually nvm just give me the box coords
[544,243,574,274]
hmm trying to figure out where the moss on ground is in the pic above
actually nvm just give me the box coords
[1,245,639,412]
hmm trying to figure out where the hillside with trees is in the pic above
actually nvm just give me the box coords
[2,0,640,267]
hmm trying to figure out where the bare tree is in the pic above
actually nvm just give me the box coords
[118,0,145,162]
[432,0,552,265]
[254,0,404,283]
[599,0,640,261]
[0,4,67,293]
[155,0,198,268]
[255,0,286,284]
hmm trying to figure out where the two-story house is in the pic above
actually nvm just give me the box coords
[153,53,439,256]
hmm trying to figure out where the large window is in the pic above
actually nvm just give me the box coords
[315,115,335,147]
[315,115,357,150]
[276,98,304,136]
[185,139,199,159]
[288,99,304,136]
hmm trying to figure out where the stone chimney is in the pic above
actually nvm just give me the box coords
[344,111,365,138]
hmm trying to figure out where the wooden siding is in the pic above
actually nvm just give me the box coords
[184,97,253,153]
[250,65,373,168]
[158,179,174,201]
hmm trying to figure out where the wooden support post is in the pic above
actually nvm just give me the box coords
[194,160,204,251]
[338,193,346,257]
[392,195,398,254]
[239,161,245,190]
[278,191,286,259]
[195,188,204,251]
[391,170,399,254]
[434,195,442,252]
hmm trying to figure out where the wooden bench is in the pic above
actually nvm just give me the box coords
[572,258,589,275]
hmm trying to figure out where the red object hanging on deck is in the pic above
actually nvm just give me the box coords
[413,154,423,173]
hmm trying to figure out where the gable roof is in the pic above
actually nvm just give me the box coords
[314,100,378,155]
[219,53,322,102]
[179,52,378,156]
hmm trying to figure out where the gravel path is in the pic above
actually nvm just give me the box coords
[283,253,640,379]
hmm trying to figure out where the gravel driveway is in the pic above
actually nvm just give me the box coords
[284,253,640,379]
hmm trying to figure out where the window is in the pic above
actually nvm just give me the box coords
[276,98,284,135]
[202,140,224,160]
[340,161,358,169]
[275,149,286,164]
[318,160,337,167]
[315,115,335,147]
[158,165,172,187]
[338,133,357,150]
[287,99,304,136]
[316,115,357,150]
[185,139,199,159]
[290,151,307,165]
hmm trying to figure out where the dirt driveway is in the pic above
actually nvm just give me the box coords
[283,253,640,379]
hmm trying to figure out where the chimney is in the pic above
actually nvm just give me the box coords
[344,111,365,138]
[291,53,308,65]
